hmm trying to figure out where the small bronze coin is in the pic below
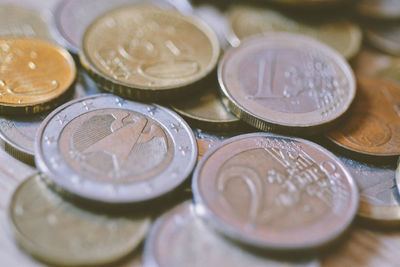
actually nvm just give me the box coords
[218,33,356,135]
[328,77,400,157]
[80,5,220,100]
[0,37,76,114]
[193,133,358,250]
[356,0,400,20]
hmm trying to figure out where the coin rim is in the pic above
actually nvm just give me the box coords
[192,132,359,250]
[80,6,220,92]
[218,33,356,134]
[8,173,151,266]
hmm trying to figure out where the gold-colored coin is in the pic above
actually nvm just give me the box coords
[170,86,241,131]
[227,5,361,59]
[0,37,76,114]
[9,174,151,266]
[80,5,220,100]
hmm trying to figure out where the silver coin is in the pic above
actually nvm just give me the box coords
[144,201,319,267]
[192,132,358,250]
[35,94,197,203]
[0,72,100,158]
[51,0,178,54]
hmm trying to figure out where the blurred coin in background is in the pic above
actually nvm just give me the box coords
[365,22,400,56]
[328,77,400,157]
[227,5,361,59]
[9,174,151,266]
[356,0,400,20]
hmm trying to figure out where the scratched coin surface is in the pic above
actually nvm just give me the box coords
[0,37,76,114]
[9,174,151,266]
[227,6,361,59]
[0,72,99,157]
[80,6,219,99]
[338,155,400,223]
[218,33,356,134]
[328,77,400,156]
[35,94,197,203]
[193,133,358,249]
[170,86,241,130]
[144,201,319,267]
[356,0,400,19]
[0,4,52,41]
[51,0,175,54]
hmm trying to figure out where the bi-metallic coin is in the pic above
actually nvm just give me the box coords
[80,6,220,101]
[9,173,151,266]
[35,94,197,203]
[193,133,359,250]
[218,33,356,135]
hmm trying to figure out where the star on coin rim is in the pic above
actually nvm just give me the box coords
[192,132,359,250]
[218,33,356,134]
[35,93,198,203]
[80,6,220,91]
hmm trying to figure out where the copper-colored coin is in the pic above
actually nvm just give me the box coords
[356,0,400,20]
[227,6,362,59]
[80,5,220,100]
[218,33,356,135]
[0,37,76,114]
[328,77,400,157]
[351,48,400,83]
[193,133,358,250]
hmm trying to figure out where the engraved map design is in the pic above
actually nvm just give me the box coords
[238,47,347,115]
[216,138,348,230]
[59,109,173,183]
[86,7,215,88]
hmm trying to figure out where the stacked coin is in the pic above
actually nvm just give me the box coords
[3,0,400,266]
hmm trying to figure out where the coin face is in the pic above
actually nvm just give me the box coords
[144,201,319,267]
[357,0,400,19]
[35,94,197,203]
[227,6,361,59]
[171,87,240,130]
[339,155,400,223]
[81,6,219,97]
[365,23,400,56]
[328,77,400,156]
[0,4,52,41]
[9,174,151,266]
[0,37,76,114]
[218,34,356,134]
[51,0,175,54]
[193,133,358,249]
[0,73,100,157]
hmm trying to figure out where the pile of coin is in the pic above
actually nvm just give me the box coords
[2,0,400,266]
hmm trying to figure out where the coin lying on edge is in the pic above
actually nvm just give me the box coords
[80,5,220,101]
[9,173,150,266]
[0,37,76,114]
[227,5,361,59]
[339,154,400,224]
[144,201,319,267]
[193,133,358,250]
[328,77,400,157]
[218,33,356,135]
[35,94,197,203]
